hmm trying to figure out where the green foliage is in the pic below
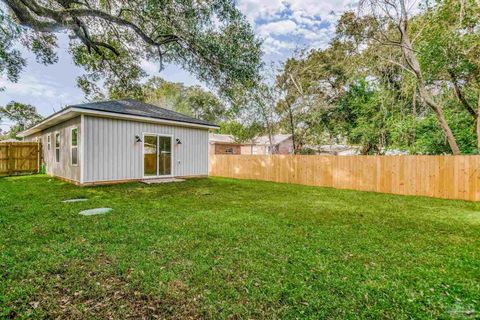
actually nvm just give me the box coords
[1,175,479,318]
[0,101,43,138]
[414,109,477,155]
[336,80,387,154]
[275,0,480,154]
[218,120,262,143]
[143,77,227,123]
[0,9,25,84]
[1,0,262,100]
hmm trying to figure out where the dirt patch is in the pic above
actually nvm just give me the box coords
[12,254,201,319]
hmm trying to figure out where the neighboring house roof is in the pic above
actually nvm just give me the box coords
[19,99,219,137]
[317,144,360,152]
[209,133,239,144]
[304,144,361,155]
[0,139,20,143]
[254,134,292,146]
[209,133,292,146]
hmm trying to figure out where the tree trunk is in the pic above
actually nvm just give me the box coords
[286,101,296,154]
[411,86,417,147]
[448,69,476,118]
[397,4,461,155]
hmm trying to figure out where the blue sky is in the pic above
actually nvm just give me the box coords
[0,0,356,131]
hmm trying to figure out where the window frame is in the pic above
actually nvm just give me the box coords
[70,127,79,166]
[55,132,60,163]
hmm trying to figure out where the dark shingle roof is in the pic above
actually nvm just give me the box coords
[70,99,218,127]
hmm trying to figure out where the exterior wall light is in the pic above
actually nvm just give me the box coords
[135,135,142,143]
[176,138,182,145]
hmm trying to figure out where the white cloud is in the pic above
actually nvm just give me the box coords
[0,75,71,101]
[262,37,297,55]
[238,0,357,23]
[236,0,284,23]
[258,20,297,36]
[0,74,83,116]
[238,0,358,59]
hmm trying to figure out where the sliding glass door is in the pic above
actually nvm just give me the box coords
[158,136,172,176]
[144,135,158,176]
[143,135,172,177]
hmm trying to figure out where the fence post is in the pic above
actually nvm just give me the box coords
[37,141,40,173]
[7,143,13,175]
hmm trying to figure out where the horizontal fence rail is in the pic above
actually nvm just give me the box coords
[0,142,42,176]
[209,155,480,201]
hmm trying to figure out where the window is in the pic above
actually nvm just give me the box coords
[47,135,51,151]
[225,147,234,154]
[55,132,60,163]
[71,128,78,166]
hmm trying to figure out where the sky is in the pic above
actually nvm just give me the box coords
[0,0,357,131]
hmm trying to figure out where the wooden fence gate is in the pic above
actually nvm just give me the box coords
[0,142,42,176]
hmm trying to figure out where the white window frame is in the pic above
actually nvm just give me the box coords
[71,127,78,166]
[47,134,51,151]
[55,132,60,163]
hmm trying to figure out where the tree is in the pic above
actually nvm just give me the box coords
[0,101,43,139]
[218,120,262,143]
[276,42,352,152]
[186,86,226,123]
[413,0,480,148]
[142,77,227,123]
[233,81,279,153]
[0,0,262,99]
[358,0,462,154]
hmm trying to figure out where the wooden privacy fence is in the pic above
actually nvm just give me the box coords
[0,142,42,176]
[209,155,480,201]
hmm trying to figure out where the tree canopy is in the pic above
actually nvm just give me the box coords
[273,0,480,154]
[142,77,227,123]
[0,0,262,98]
[0,101,43,139]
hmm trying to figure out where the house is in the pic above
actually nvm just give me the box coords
[209,133,243,155]
[242,134,294,155]
[18,99,219,185]
[209,133,294,155]
[315,144,361,155]
[0,139,21,143]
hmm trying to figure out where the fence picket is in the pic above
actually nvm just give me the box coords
[209,155,480,201]
[0,142,42,176]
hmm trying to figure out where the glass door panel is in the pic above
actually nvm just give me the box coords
[158,136,172,176]
[144,135,158,176]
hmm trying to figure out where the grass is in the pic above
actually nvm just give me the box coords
[1,175,479,319]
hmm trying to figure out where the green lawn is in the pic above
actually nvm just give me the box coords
[1,175,479,319]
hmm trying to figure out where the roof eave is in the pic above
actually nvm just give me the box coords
[19,107,219,137]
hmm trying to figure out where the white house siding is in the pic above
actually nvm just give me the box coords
[83,116,209,183]
[24,117,81,182]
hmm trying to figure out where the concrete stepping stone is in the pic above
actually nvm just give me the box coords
[62,198,88,203]
[79,208,112,216]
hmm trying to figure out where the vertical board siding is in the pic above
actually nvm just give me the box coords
[24,117,81,182]
[209,155,480,201]
[83,116,209,183]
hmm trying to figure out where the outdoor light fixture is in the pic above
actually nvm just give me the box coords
[135,135,142,143]
[176,138,182,145]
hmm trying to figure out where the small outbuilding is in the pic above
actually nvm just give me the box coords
[19,99,219,185]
